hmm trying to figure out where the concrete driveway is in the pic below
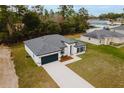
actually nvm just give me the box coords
[43,62,94,88]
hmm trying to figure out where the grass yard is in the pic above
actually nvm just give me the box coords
[11,43,58,88]
[65,34,124,87]
[67,42,124,88]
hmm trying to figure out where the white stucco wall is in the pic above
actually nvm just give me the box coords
[24,45,41,66]
[64,42,76,56]
[73,47,77,55]
[104,38,113,45]
[64,42,86,56]
[80,36,101,45]
[64,42,71,56]
[71,43,77,55]
[63,47,68,56]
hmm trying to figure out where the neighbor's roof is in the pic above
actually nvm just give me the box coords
[83,29,124,39]
[88,19,111,25]
[24,34,84,56]
[111,25,124,31]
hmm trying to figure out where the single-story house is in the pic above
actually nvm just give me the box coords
[111,25,124,35]
[80,29,124,45]
[87,19,112,28]
[115,17,124,24]
[24,34,86,66]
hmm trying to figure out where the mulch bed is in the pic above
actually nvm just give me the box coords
[60,55,73,62]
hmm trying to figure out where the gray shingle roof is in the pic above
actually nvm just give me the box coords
[24,34,84,56]
[88,19,111,25]
[84,29,124,39]
[111,25,124,31]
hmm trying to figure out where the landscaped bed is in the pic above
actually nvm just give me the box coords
[11,43,58,88]
[60,55,73,62]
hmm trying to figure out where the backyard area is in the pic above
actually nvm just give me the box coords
[66,34,124,87]
[11,43,58,88]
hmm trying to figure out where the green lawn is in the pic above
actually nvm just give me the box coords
[11,43,58,88]
[68,43,124,88]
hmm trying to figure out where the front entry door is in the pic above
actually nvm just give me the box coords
[70,45,72,55]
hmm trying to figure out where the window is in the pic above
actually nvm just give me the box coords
[77,48,80,53]
[80,47,84,52]
[61,49,64,55]
[77,47,84,53]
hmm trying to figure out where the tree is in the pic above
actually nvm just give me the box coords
[58,5,74,20]
[22,12,40,31]
[0,5,90,44]
[13,5,29,21]
[37,21,46,35]
[0,5,15,35]
[69,7,89,32]
[44,9,49,19]
[31,5,44,15]
[60,21,75,35]
[79,7,88,20]
[47,21,61,34]
[99,13,124,20]
[14,5,28,16]
[49,9,54,17]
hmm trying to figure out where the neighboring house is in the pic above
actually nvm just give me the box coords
[111,25,124,35]
[115,18,124,24]
[88,19,112,28]
[24,34,86,66]
[80,29,124,45]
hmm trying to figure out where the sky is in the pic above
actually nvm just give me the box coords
[44,5,124,16]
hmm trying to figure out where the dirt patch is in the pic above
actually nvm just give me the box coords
[64,33,82,38]
[0,45,18,88]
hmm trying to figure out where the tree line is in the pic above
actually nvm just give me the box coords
[99,13,124,20]
[0,5,89,44]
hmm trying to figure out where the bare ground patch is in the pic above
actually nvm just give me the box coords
[0,45,18,88]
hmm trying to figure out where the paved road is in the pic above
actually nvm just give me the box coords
[43,62,94,88]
